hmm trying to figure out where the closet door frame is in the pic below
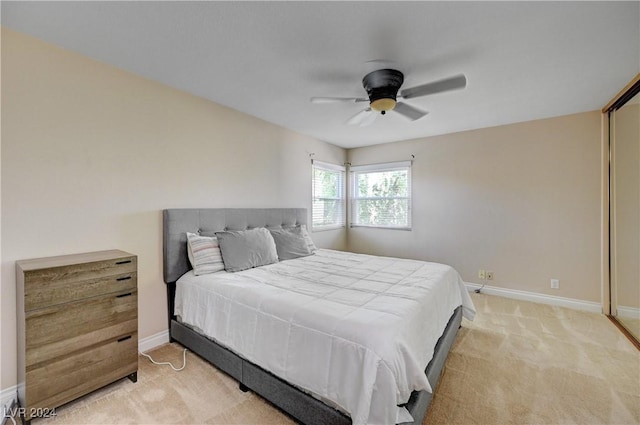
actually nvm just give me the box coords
[602,73,640,350]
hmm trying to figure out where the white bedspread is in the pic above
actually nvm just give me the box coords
[175,249,475,425]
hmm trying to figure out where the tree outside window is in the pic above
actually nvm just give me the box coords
[312,162,345,229]
[351,162,411,229]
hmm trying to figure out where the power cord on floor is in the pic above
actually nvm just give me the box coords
[475,277,488,294]
[140,348,188,371]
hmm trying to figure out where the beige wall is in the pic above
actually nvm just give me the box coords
[347,111,603,303]
[0,29,346,391]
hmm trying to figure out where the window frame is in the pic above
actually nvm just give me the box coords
[350,161,412,230]
[311,160,346,231]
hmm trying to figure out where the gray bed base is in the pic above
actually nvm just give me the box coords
[163,208,462,425]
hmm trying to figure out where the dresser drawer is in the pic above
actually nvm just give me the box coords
[23,256,136,311]
[25,332,138,417]
[25,289,137,367]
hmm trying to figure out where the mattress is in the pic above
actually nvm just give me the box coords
[175,249,475,425]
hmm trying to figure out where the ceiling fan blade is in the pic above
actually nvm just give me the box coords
[347,108,374,126]
[399,74,467,100]
[359,110,378,127]
[311,96,368,104]
[393,102,428,121]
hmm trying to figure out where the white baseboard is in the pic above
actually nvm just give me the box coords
[139,329,170,353]
[465,282,602,314]
[1,386,17,425]
[617,305,640,320]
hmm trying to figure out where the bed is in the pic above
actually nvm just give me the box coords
[163,208,475,425]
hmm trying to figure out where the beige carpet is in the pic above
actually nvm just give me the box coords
[425,294,639,425]
[24,293,639,425]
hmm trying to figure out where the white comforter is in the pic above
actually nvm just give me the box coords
[175,249,475,425]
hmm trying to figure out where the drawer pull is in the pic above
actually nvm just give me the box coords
[116,260,132,265]
[116,292,133,298]
[117,276,132,281]
[117,335,132,343]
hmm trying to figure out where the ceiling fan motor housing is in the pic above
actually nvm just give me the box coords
[363,69,404,113]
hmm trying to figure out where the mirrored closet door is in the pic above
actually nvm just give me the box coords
[608,76,640,347]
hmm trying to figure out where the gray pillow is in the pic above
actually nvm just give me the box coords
[299,224,318,253]
[215,228,279,272]
[270,227,314,260]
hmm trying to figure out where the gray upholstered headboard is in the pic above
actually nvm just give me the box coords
[163,208,308,283]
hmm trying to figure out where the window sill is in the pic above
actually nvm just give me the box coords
[349,225,412,231]
[312,225,346,233]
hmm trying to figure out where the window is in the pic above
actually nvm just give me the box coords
[312,161,346,230]
[350,161,411,229]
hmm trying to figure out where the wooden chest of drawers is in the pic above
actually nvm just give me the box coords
[16,250,138,424]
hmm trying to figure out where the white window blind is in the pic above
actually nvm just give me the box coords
[312,161,346,230]
[350,161,411,229]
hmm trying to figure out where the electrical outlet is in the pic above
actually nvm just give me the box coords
[478,269,486,280]
[486,271,494,280]
[550,279,560,289]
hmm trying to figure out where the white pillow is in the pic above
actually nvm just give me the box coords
[186,232,225,275]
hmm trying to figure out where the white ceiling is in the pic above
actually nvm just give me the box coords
[2,1,639,149]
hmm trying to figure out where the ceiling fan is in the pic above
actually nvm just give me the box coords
[311,69,466,126]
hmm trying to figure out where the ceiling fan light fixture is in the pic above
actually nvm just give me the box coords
[370,97,396,112]
[363,69,404,114]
